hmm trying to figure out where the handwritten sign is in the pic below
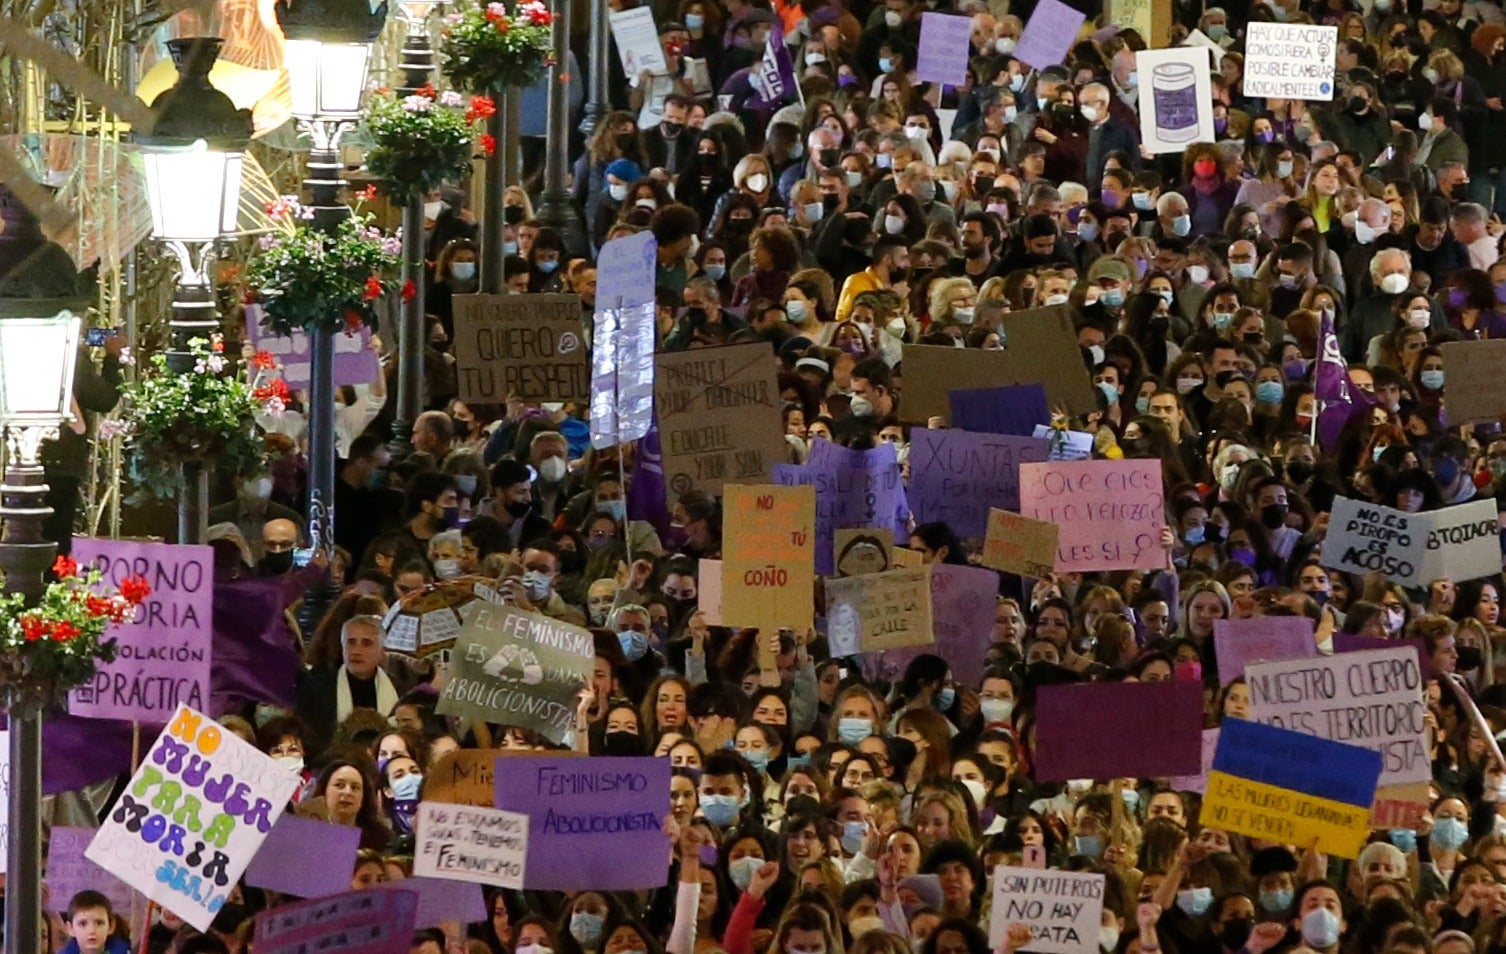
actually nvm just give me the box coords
[493,756,671,890]
[243,304,379,390]
[1321,496,1420,586]
[436,605,595,746]
[1246,646,1428,786]
[243,815,360,900]
[825,565,934,655]
[862,564,999,686]
[774,440,909,575]
[1212,617,1316,685]
[1419,499,1500,583]
[46,827,134,915]
[655,342,784,505]
[424,748,505,807]
[69,539,213,724]
[916,12,972,85]
[453,293,588,403]
[1243,23,1336,100]
[1012,0,1086,71]
[981,508,1059,577]
[834,528,893,577]
[1034,681,1203,780]
[988,866,1104,954]
[1202,718,1380,858]
[87,706,300,930]
[909,430,1052,541]
[1442,339,1506,423]
[1019,460,1165,572]
[414,802,529,889]
[721,485,815,634]
[254,887,418,954]
[1136,47,1215,154]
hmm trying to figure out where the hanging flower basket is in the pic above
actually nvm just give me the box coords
[438,0,557,95]
[363,84,496,199]
[244,195,402,337]
[0,555,151,713]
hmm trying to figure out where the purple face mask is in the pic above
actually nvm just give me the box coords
[1283,358,1310,382]
[1447,287,1469,310]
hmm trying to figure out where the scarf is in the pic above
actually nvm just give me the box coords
[335,665,398,725]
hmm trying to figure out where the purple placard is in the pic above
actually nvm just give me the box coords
[1012,0,1087,71]
[773,439,910,576]
[916,12,972,86]
[949,385,1050,437]
[244,814,361,899]
[908,429,1052,542]
[1170,728,1220,794]
[1331,632,1427,671]
[863,564,1001,685]
[45,827,134,916]
[67,539,213,724]
[1213,617,1317,685]
[244,303,381,391]
[494,756,671,891]
[403,876,488,927]
[1034,681,1204,780]
[254,886,418,954]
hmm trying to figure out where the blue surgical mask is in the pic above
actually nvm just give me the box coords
[1097,381,1120,405]
[596,499,627,521]
[879,57,894,73]
[700,794,741,827]
[841,820,868,854]
[1390,828,1418,853]
[786,753,812,770]
[729,855,763,890]
[935,686,956,710]
[1276,159,1294,178]
[1212,311,1236,330]
[743,749,771,774]
[571,913,605,948]
[1172,214,1192,237]
[1255,380,1284,404]
[537,259,560,274]
[618,629,650,662]
[1259,889,1293,914]
[522,570,552,602]
[1074,834,1103,858]
[704,264,727,281]
[1432,816,1469,851]
[685,11,705,29]
[391,772,423,801]
[1077,221,1099,242]
[1100,288,1125,308]
[837,717,873,744]
[1184,525,1205,545]
[1121,788,1140,811]
[1177,887,1214,917]
[503,240,520,256]
[1300,908,1340,949]
[1420,369,1445,390]
[1135,396,1150,414]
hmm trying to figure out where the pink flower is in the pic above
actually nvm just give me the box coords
[265,396,286,415]
[117,346,133,367]
[440,90,464,107]
[485,1,507,19]
[402,94,433,113]
[97,418,130,441]
[206,354,226,373]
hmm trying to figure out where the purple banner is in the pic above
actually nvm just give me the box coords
[67,539,213,724]
[949,385,1050,437]
[406,877,488,926]
[773,439,910,575]
[908,429,1052,542]
[1331,632,1427,671]
[1035,681,1204,781]
[255,887,418,954]
[245,814,361,900]
[45,827,135,916]
[916,12,973,85]
[1213,616,1316,685]
[494,755,671,891]
[244,303,382,391]
[209,574,302,716]
[1316,308,1373,450]
[863,563,1000,686]
[1011,0,1086,71]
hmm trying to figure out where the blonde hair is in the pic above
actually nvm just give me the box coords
[927,276,977,324]
[733,154,773,189]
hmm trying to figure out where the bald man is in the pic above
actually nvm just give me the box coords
[259,517,302,576]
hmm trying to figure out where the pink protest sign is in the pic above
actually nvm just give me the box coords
[254,886,418,954]
[1012,0,1086,71]
[1018,460,1166,572]
[1213,617,1317,685]
[916,12,972,85]
[1034,681,1203,781]
[67,539,213,724]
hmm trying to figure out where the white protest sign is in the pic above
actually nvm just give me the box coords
[1246,646,1429,786]
[1418,498,1500,583]
[610,7,667,77]
[1136,47,1215,154]
[414,802,529,890]
[86,706,300,931]
[1320,496,1424,586]
[1243,23,1336,101]
[989,866,1104,954]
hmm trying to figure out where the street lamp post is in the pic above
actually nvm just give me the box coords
[0,193,87,952]
[533,0,574,233]
[579,0,610,137]
[389,0,446,459]
[274,0,388,634]
[136,37,253,545]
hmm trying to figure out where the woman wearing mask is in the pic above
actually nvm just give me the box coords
[1442,269,1506,339]
[680,130,737,226]
[1424,797,1475,893]
[697,239,734,299]
[562,893,623,954]
[784,272,835,341]
[379,753,423,836]
[731,226,801,308]
[1234,143,1297,234]
[527,227,568,293]
[709,193,762,264]
[1411,346,1446,412]
[1418,97,1471,179]
[1183,146,1239,238]
[709,154,779,229]
[428,238,479,336]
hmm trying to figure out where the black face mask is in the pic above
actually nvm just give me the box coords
[616,132,637,152]
[1260,503,1288,530]
[974,175,996,194]
[1459,645,1485,670]
[504,204,525,225]
[823,194,840,212]
[1348,94,1369,114]
[1222,919,1254,950]
[725,217,753,233]
[259,551,293,575]
[661,120,684,138]
[1452,182,1470,201]
[1286,460,1314,483]
[504,499,532,519]
[818,147,840,167]
[601,731,641,756]
[1052,104,1076,123]
[559,549,584,574]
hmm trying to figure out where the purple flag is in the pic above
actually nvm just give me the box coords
[1315,309,1373,449]
[754,18,798,106]
[209,576,301,716]
[626,417,672,537]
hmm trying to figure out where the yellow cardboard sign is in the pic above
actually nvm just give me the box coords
[1201,770,1371,858]
[720,485,816,634]
[980,508,1059,577]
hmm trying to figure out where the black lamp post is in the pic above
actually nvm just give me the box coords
[135,37,253,544]
[273,0,388,634]
[533,0,575,233]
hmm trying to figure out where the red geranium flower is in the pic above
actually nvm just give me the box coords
[356,184,379,202]
[363,275,383,301]
[417,82,437,99]
[402,280,417,301]
[119,575,152,605]
[252,351,277,371]
[20,616,45,642]
[86,595,112,617]
[480,133,497,156]
[52,555,78,578]
[51,621,79,643]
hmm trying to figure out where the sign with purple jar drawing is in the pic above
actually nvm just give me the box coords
[1136,47,1214,154]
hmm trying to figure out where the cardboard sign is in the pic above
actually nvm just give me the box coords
[950,384,1050,437]
[773,439,910,576]
[1034,681,1203,781]
[825,565,934,655]
[1136,47,1215,154]
[87,706,300,930]
[1322,496,1499,587]
[916,12,972,85]
[1012,0,1086,71]
[68,539,213,724]
[1246,646,1428,786]
[1442,339,1506,424]
[1169,728,1220,795]
[424,748,507,807]
[436,605,595,746]
[1018,460,1166,572]
[908,430,1053,541]
[608,6,667,76]
[453,293,589,403]
[1419,499,1500,583]
[655,342,784,505]
[46,827,134,916]
[1372,781,1429,830]
[253,886,419,954]
[414,801,529,889]
[243,814,360,900]
[1212,616,1316,685]
[988,866,1105,954]
[862,564,1000,686]
[1243,23,1336,100]
[721,484,816,634]
[981,508,1059,577]
[902,307,1096,422]
[834,528,893,577]
[493,755,671,890]
[1202,718,1381,858]
[243,304,380,390]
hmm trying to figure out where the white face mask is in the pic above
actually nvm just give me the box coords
[746,173,769,193]
[242,476,273,502]
[276,754,305,775]
[424,200,444,220]
[1230,262,1256,279]
[1407,308,1432,329]
[1080,104,1100,122]
[884,213,906,235]
[1187,264,1210,284]
[538,454,568,484]
[886,318,907,338]
[995,36,1016,54]
[608,182,629,202]
[885,9,903,27]
[1380,272,1410,295]
[1043,293,1069,306]
[433,558,462,580]
[960,777,988,806]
